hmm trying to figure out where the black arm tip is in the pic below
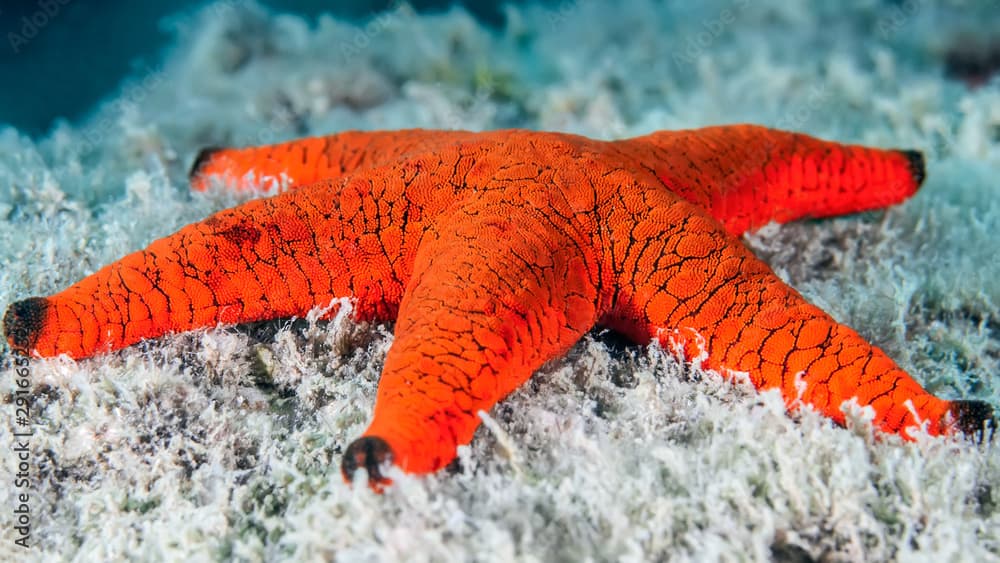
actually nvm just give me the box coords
[900,149,926,186]
[3,297,48,354]
[950,399,996,443]
[342,436,394,490]
[189,147,223,179]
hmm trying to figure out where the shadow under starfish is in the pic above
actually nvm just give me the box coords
[3,125,995,490]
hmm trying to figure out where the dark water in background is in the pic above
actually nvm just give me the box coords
[0,0,515,137]
[1,0,997,138]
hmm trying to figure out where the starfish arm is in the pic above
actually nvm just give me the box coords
[600,192,972,438]
[3,178,416,359]
[190,129,478,191]
[624,125,925,235]
[342,199,603,485]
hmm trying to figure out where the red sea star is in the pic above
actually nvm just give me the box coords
[3,125,994,489]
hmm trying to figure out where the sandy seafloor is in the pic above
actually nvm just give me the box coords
[1,0,999,560]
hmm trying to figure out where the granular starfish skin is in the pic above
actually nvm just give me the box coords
[4,125,994,487]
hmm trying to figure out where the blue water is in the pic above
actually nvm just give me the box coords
[0,0,512,136]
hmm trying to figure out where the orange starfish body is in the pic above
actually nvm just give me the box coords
[4,125,993,487]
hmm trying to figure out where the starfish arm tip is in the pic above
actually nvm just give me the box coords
[189,147,225,184]
[899,149,926,186]
[342,435,395,491]
[948,399,997,443]
[3,297,47,355]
